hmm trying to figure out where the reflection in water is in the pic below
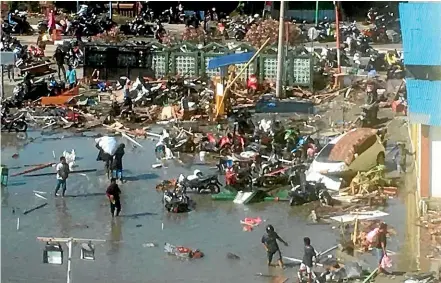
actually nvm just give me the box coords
[1,132,29,149]
[55,198,72,237]
[165,212,189,224]
[107,218,122,263]
[2,185,9,206]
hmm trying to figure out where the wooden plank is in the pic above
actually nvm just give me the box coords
[41,96,76,106]
[24,169,97,177]
[11,163,55,177]
[23,203,48,215]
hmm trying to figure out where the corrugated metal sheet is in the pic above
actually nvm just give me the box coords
[399,3,441,66]
[328,128,378,165]
[406,79,441,126]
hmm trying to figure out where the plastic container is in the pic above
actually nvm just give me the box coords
[1,166,9,186]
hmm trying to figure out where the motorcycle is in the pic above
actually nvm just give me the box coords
[254,166,290,188]
[386,64,405,80]
[225,167,254,192]
[178,173,222,194]
[353,103,379,128]
[65,46,83,69]
[163,190,191,213]
[288,181,333,206]
[233,23,247,41]
[1,112,28,132]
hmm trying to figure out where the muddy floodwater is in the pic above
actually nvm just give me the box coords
[1,129,416,283]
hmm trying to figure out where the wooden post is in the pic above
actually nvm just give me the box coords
[214,37,271,119]
[353,217,358,246]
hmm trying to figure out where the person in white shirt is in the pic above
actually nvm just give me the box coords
[55,156,70,197]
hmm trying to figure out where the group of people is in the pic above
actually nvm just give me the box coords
[263,221,389,282]
[54,141,125,217]
[53,46,77,88]
[261,224,318,282]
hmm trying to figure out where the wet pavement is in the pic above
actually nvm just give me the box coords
[1,120,418,283]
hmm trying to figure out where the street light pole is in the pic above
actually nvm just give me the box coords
[315,1,319,26]
[334,1,341,74]
[67,239,73,283]
[37,237,106,283]
[275,0,285,98]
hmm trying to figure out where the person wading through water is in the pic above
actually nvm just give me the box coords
[298,237,317,283]
[374,222,388,274]
[55,156,70,197]
[106,178,122,217]
[261,224,288,268]
[112,144,125,183]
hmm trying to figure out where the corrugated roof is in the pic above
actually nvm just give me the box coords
[328,128,378,165]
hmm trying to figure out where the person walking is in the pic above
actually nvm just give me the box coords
[374,222,388,274]
[48,9,56,35]
[53,46,66,81]
[298,237,318,283]
[112,144,125,183]
[106,178,122,217]
[393,142,414,175]
[55,156,70,197]
[261,224,288,268]
[66,65,77,89]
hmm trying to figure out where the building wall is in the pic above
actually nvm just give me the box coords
[400,3,441,199]
[430,126,441,197]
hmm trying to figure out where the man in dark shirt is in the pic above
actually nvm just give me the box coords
[261,224,288,268]
[298,237,317,283]
[106,178,122,217]
[112,144,125,182]
[53,46,66,81]
[374,222,388,273]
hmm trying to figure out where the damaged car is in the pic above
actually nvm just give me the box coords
[306,128,386,191]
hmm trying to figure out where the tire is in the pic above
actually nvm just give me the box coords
[72,59,79,69]
[13,121,27,132]
[376,152,385,166]
[219,145,231,156]
[262,167,270,175]
[205,184,220,194]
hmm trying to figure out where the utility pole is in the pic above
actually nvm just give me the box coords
[334,1,341,74]
[109,1,112,20]
[315,1,319,26]
[37,237,105,283]
[76,1,79,12]
[275,0,285,98]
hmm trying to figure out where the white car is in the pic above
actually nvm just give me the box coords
[306,128,386,191]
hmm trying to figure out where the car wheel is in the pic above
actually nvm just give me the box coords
[376,152,385,166]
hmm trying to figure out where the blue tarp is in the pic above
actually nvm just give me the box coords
[207,52,255,69]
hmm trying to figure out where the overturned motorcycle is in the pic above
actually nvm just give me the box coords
[177,172,222,194]
[163,190,192,213]
[1,112,28,132]
[288,181,333,206]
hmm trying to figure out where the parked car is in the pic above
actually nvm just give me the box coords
[306,128,386,191]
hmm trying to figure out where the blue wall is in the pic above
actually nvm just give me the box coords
[399,3,441,126]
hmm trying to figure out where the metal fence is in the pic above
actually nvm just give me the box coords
[83,42,313,88]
